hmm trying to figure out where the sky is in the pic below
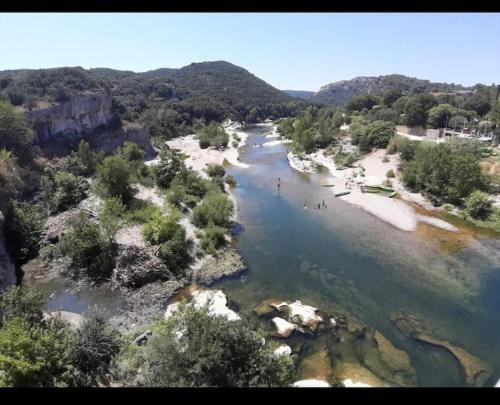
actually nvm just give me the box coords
[1,13,499,91]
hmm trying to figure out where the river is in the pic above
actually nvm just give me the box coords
[215,123,500,386]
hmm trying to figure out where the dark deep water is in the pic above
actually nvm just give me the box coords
[215,123,500,387]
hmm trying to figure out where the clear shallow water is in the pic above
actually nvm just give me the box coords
[217,124,500,386]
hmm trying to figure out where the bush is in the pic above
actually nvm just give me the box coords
[100,197,126,241]
[142,212,182,246]
[386,169,395,178]
[382,155,390,163]
[225,175,237,188]
[0,316,74,387]
[137,306,294,387]
[61,140,101,177]
[40,170,88,214]
[0,101,35,164]
[197,123,229,150]
[96,155,131,202]
[3,201,45,266]
[69,308,121,386]
[154,148,182,189]
[0,286,46,326]
[192,191,234,228]
[58,214,116,280]
[465,190,492,219]
[199,223,227,255]
[124,198,161,224]
[205,163,226,178]
[157,227,193,274]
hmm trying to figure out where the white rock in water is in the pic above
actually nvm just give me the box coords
[342,379,373,388]
[495,378,500,387]
[293,379,331,387]
[287,300,323,327]
[164,302,180,320]
[270,301,289,310]
[191,290,241,322]
[272,317,296,338]
[329,318,337,327]
[273,344,292,357]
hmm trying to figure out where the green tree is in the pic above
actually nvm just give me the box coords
[382,89,403,107]
[199,223,227,255]
[0,286,46,326]
[205,163,226,178]
[138,306,294,387]
[96,155,131,201]
[69,308,121,386]
[192,190,234,228]
[154,148,182,188]
[0,101,35,164]
[99,197,126,242]
[427,104,458,128]
[404,93,438,127]
[0,317,74,387]
[465,190,492,219]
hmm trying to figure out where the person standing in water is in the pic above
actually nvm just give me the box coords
[318,203,321,209]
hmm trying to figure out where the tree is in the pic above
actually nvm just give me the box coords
[0,286,46,326]
[154,148,182,188]
[69,308,121,386]
[382,88,403,107]
[2,201,45,266]
[58,213,116,280]
[427,104,458,128]
[40,170,88,214]
[404,93,438,127]
[0,101,35,164]
[197,123,229,150]
[205,163,226,178]
[199,223,227,255]
[142,211,182,246]
[62,140,101,177]
[465,190,492,219]
[192,190,234,228]
[139,306,294,387]
[96,155,131,201]
[346,94,380,112]
[99,197,126,242]
[464,92,492,116]
[0,316,74,387]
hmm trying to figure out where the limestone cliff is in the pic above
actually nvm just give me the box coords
[25,92,114,143]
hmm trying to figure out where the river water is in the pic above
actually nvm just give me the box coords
[215,124,500,386]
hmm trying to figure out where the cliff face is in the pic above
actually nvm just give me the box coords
[25,92,114,143]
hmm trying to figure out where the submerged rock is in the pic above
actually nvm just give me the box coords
[253,299,282,318]
[414,333,492,387]
[298,347,333,381]
[342,379,372,388]
[333,361,388,387]
[193,249,246,286]
[374,331,414,377]
[287,300,323,330]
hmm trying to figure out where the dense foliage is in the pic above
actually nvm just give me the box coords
[197,122,229,149]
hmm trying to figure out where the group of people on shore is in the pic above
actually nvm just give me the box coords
[277,178,328,210]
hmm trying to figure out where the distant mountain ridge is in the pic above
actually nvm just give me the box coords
[283,90,315,100]
[312,74,472,106]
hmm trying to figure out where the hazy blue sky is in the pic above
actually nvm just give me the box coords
[1,13,499,91]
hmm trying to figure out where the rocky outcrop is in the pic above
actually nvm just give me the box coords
[85,125,156,159]
[45,311,83,330]
[25,92,113,143]
[271,317,298,338]
[193,249,247,286]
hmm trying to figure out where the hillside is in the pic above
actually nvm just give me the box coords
[0,62,305,139]
[284,90,315,100]
[313,74,471,106]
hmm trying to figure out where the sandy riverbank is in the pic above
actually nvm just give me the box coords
[289,148,458,233]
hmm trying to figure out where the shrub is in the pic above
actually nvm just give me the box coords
[386,169,395,178]
[96,155,131,202]
[124,198,161,224]
[69,308,121,386]
[142,211,182,246]
[3,201,45,266]
[205,163,226,178]
[58,214,116,280]
[199,223,227,255]
[157,228,193,274]
[0,316,74,387]
[137,306,294,387]
[0,101,35,164]
[154,148,182,189]
[382,155,390,163]
[100,197,126,241]
[465,190,492,219]
[225,175,237,188]
[0,286,46,326]
[192,191,234,228]
[40,170,88,214]
[197,123,229,150]
[61,140,101,177]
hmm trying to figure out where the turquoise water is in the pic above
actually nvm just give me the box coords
[217,124,500,386]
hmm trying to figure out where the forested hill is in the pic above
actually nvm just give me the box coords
[0,62,305,139]
[283,90,315,100]
[312,74,473,106]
